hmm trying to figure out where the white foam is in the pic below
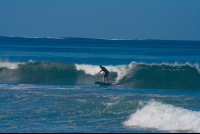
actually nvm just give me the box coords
[194,63,200,73]
[26,36,66,39]
[75,63,137,83]
[75,64,100,75]
[102,38,146,41]
[134,61,200,70]
[0,61,25,69]
[75,61,200,84]
[123,100,200,132]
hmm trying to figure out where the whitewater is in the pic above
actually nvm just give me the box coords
[0,36,200,133]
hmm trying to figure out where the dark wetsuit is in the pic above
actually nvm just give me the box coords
[100,67,109,78]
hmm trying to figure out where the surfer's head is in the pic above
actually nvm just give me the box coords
[99,65,102,68]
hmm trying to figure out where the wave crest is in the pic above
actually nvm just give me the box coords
[123,100,200,132]
[0,61,200,89]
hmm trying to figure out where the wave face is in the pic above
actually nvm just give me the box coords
[0,61,82,85]
[116,62,200,89]
[0,61,200,89]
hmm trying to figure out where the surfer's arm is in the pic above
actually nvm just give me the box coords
[98,69,103,74]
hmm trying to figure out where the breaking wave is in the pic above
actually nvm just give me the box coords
[123,100,200,132]
[0,61,200,89]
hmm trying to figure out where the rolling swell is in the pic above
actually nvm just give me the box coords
[118,63,200,89]
[0,61,84,85]
[0,61,200,89]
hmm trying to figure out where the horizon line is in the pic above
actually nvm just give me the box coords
[0,35,200,42]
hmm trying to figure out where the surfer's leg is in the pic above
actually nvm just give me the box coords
[106,77,109,83]
[103,77,105,82]
[105,72,109,83]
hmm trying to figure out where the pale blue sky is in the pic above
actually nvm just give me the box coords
[0,0,200,40]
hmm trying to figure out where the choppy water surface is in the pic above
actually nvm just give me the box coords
[0,36,200,132]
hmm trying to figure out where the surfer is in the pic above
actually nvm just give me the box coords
[98,65,109,83]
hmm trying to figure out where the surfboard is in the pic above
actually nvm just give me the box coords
[95,81,112,86]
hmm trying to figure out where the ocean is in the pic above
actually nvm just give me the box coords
[0,36,200,133]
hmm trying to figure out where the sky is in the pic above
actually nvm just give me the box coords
[0,0,200,40]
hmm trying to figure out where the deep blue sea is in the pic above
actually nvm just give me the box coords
[1,36,200,133]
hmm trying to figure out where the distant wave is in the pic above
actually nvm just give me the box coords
[1,36,66,39]
[0,60,200,89]
[1,36,146,41]
[104,38,146,41]
[1,36,200,41]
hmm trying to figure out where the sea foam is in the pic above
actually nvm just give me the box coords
[0,61,25,69]
[123,100,200,132]
[75,62,136,83]
[75,61,200,84]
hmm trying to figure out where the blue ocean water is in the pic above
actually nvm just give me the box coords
[1,36,200,132]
